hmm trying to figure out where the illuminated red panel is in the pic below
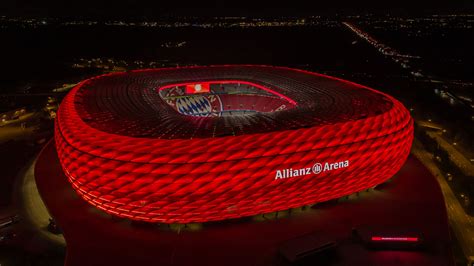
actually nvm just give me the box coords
[371,237,419,242]
[185,83,210,94]
[54,65,414,223]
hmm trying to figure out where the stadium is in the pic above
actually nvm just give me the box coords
[54,65,414,224]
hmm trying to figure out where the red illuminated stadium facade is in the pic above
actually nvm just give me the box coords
[55,65,413,223]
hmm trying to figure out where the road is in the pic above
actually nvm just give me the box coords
[0,108,65,247]
[0,112,38,144]
[412,140,474,257]
[426,131,474,176]
[17,155,66,246]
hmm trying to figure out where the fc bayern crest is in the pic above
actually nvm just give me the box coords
[161,86,222,117]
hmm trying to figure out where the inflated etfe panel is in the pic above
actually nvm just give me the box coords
[55,65,413,223]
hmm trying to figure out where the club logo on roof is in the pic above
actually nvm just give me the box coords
[160,86,221,117]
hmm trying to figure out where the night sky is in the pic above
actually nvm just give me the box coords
[2,0,474,18]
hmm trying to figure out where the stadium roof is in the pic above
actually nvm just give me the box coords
[72,65,393,139]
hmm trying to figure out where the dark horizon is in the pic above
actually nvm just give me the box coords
[2,0,474,19]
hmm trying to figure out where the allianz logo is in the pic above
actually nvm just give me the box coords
[275,160,350,180]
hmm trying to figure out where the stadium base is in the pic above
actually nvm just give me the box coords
[35,141,453,266]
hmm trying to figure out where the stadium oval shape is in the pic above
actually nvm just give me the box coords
[55,65,413,223]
